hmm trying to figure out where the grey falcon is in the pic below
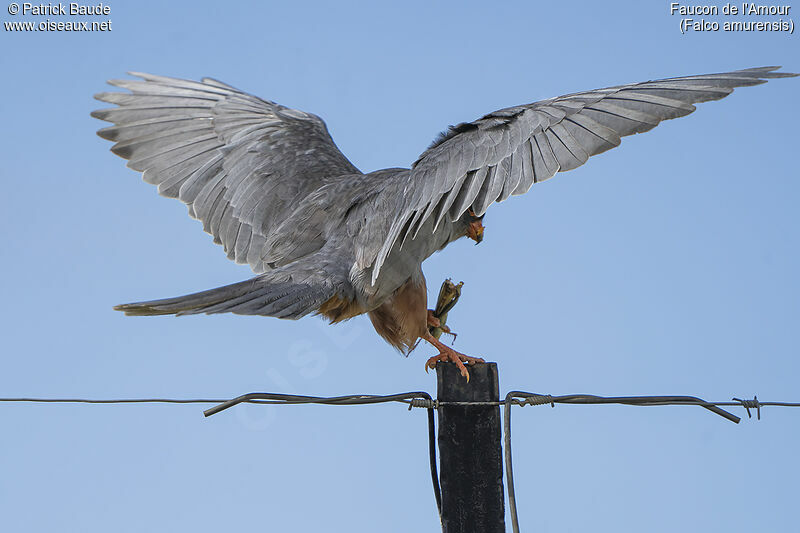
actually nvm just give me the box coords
[93,66,797,380]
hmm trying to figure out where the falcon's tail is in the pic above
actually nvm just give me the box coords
[114,274,337,320]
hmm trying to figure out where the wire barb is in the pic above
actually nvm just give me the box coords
[733,395,761,420]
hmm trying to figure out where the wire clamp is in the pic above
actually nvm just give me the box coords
[519,394,555,408]
[408,397,437,410]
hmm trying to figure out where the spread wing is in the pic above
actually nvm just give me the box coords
[93,72,360,274]
[371,66,797,282]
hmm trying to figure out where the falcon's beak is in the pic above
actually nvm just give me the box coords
[467,219,484,244]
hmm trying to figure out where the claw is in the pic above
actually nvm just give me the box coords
[423,331,484,382]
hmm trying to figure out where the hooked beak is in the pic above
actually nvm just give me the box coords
[467,219,484,245]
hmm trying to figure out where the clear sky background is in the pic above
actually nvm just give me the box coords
[1,1,798,531]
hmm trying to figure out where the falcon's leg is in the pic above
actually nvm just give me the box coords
[423,330,484,381]
[427,309,457,341]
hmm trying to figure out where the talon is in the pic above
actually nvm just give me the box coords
[422,331,484,382]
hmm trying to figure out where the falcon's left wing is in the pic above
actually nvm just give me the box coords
[370,66,797,282]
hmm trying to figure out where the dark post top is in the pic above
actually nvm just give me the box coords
[437,362,500,402]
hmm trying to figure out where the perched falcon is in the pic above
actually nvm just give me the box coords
[93,67,796,379]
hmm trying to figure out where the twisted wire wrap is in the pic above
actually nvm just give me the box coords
[733,395,761,420]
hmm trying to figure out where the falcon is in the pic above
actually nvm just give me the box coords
[93,66,796,380]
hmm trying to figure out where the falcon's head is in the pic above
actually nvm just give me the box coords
[465,209,484,244]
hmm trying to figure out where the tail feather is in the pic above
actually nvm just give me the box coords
[114,275,336,319]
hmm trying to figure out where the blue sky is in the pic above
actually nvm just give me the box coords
[1,1,798,531]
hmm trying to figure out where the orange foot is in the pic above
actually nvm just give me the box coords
[422,331,484,382]
[427,309,457,342]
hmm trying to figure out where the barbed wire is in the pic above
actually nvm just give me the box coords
[2,391,799,532]
[5,393,797,419]
[0,392,444,519]
[501,392,800,533]
[0,397,229,405]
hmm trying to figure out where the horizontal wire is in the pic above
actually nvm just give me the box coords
[0,398,230,404]
[200,392,433,416]
[2,395,799,413]
[505,393,800,425]
[0,395,429,406]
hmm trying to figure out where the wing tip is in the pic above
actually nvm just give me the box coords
[741,66,798,78]
[90,107,113,121]
[126,71,151,80]
[766,71,799,78]
[114,301,190,317]
[92,91,114,104]
[113,302,155,316]
[93,91,122,104]
[109,143,133,158]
